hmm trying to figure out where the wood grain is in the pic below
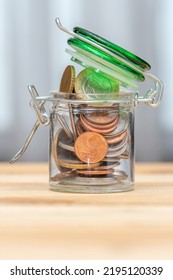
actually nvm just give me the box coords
[0,162,173,259]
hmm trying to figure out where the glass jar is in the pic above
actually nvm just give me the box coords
[49,91,135,193]
[10,18,163,194]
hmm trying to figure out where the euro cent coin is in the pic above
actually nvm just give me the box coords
[74,131,108,163]
[85,111,118,125]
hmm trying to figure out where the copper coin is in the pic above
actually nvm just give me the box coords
[80,114,118,134]
[80,114,119,129]
[85,111,118,125]
[104,113,128,137]
[76,168,114,175]
[76,119,86,135]
[106,130,127,144]
[51,170,76,181]
[108,136,128,152]
[74,131,108,163]
[59,65,75,98]
[52,129,100,170]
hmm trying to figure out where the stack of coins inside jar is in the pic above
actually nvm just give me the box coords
[50,64,135,193]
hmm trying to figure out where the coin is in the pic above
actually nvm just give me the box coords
[57,158,100,169]
[117,152,129,159]
[80,114,119,129]
[51,129,72,171]
[102,157,120,162]
[113,169,128,177]
[51,170,76,181]
[104,113,128,137]
[91,162,120,169]
[106,130,127,144]
[108,136,128,152]
[53,129,101,170]
[80,114,118,134]
[76,119,86,135]
[54,127,75,152]
[76,168,114,175]
[59,65,76,98]
[85,110,118,125]
[59,141,74,152]
[106,142,127,158]
[75,68,119,100]
[74,131,108,163]
[75,175,118,185]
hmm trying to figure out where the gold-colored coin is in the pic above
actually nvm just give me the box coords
[76,168,114,175]
[75,68,119,100]
[57,158,100,169]
[59,65,76,98]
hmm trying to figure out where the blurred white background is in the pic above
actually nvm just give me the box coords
[0,0,172,162]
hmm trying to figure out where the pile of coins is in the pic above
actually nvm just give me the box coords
[51,65,130,184]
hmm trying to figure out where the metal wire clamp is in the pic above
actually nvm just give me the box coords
[10,85,50,163]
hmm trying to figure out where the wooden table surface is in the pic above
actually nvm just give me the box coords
[0,162,173,260]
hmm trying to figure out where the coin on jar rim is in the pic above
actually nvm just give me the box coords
[59,65,76,98]
[75,68,119,100]
[74,131,108,163]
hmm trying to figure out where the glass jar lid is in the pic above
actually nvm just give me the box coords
[73,27,151,71]
[67,37,145,82]
[55,17,163,108]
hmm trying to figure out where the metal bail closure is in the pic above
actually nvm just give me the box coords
[132,74,164,108]
[10,85,50,163]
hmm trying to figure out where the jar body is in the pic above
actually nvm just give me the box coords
[49,97,135,193]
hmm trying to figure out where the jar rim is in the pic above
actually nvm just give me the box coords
[45,90,137,105]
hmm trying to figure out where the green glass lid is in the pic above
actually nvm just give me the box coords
[68,37,145,82]
[55,17,163,108]
[65,48,138,88]
[73,27,151,71]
